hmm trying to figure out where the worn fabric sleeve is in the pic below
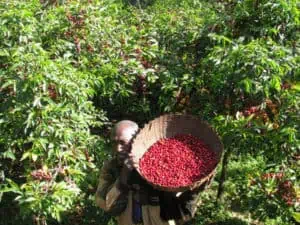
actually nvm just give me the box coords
[95,159,129,216]
[159,191,182,221]
[160,183,206,223]
[177,186,204,220]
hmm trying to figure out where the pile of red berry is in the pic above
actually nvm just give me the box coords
[261,172,284,180]
[31,169,52,181]
[139,134,218,188]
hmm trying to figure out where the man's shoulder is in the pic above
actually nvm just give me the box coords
[103,157,118,167]
[102,157,120,172]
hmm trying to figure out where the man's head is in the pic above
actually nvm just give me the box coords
[111,120,139,162]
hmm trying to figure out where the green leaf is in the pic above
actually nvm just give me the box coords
[240,78,253,93]
[0,179,21,194]
[21,152,31,161]
[1,150,16,160]
[56,210,61,222]
[23,197,36,203]
[33,97,42,107]
[292,212,300,223]
[1,80,14,90]
[291,83,300,91]
[270,76,281,91]
[0,49,9,57]
[38,138,48,151]
[32,153,38,162]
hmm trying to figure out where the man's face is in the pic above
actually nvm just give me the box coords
[112,121,138,161]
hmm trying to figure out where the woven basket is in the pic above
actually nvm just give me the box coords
[131,114,223,192]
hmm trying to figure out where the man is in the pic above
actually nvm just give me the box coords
[95,120,207,225]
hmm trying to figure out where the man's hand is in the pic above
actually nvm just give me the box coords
[123,152,139,170]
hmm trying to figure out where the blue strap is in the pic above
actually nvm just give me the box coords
[132,197,143,224]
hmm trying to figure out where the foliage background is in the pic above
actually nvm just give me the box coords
[0,0,299,224]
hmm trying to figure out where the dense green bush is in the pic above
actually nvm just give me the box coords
[0,0,299,225]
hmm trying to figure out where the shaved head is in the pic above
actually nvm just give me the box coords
[112,120,139,144]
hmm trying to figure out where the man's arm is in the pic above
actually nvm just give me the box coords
[177,187,202,220]
[176,180,211,222]
[159,181,209,223]
[95,159,129,216]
